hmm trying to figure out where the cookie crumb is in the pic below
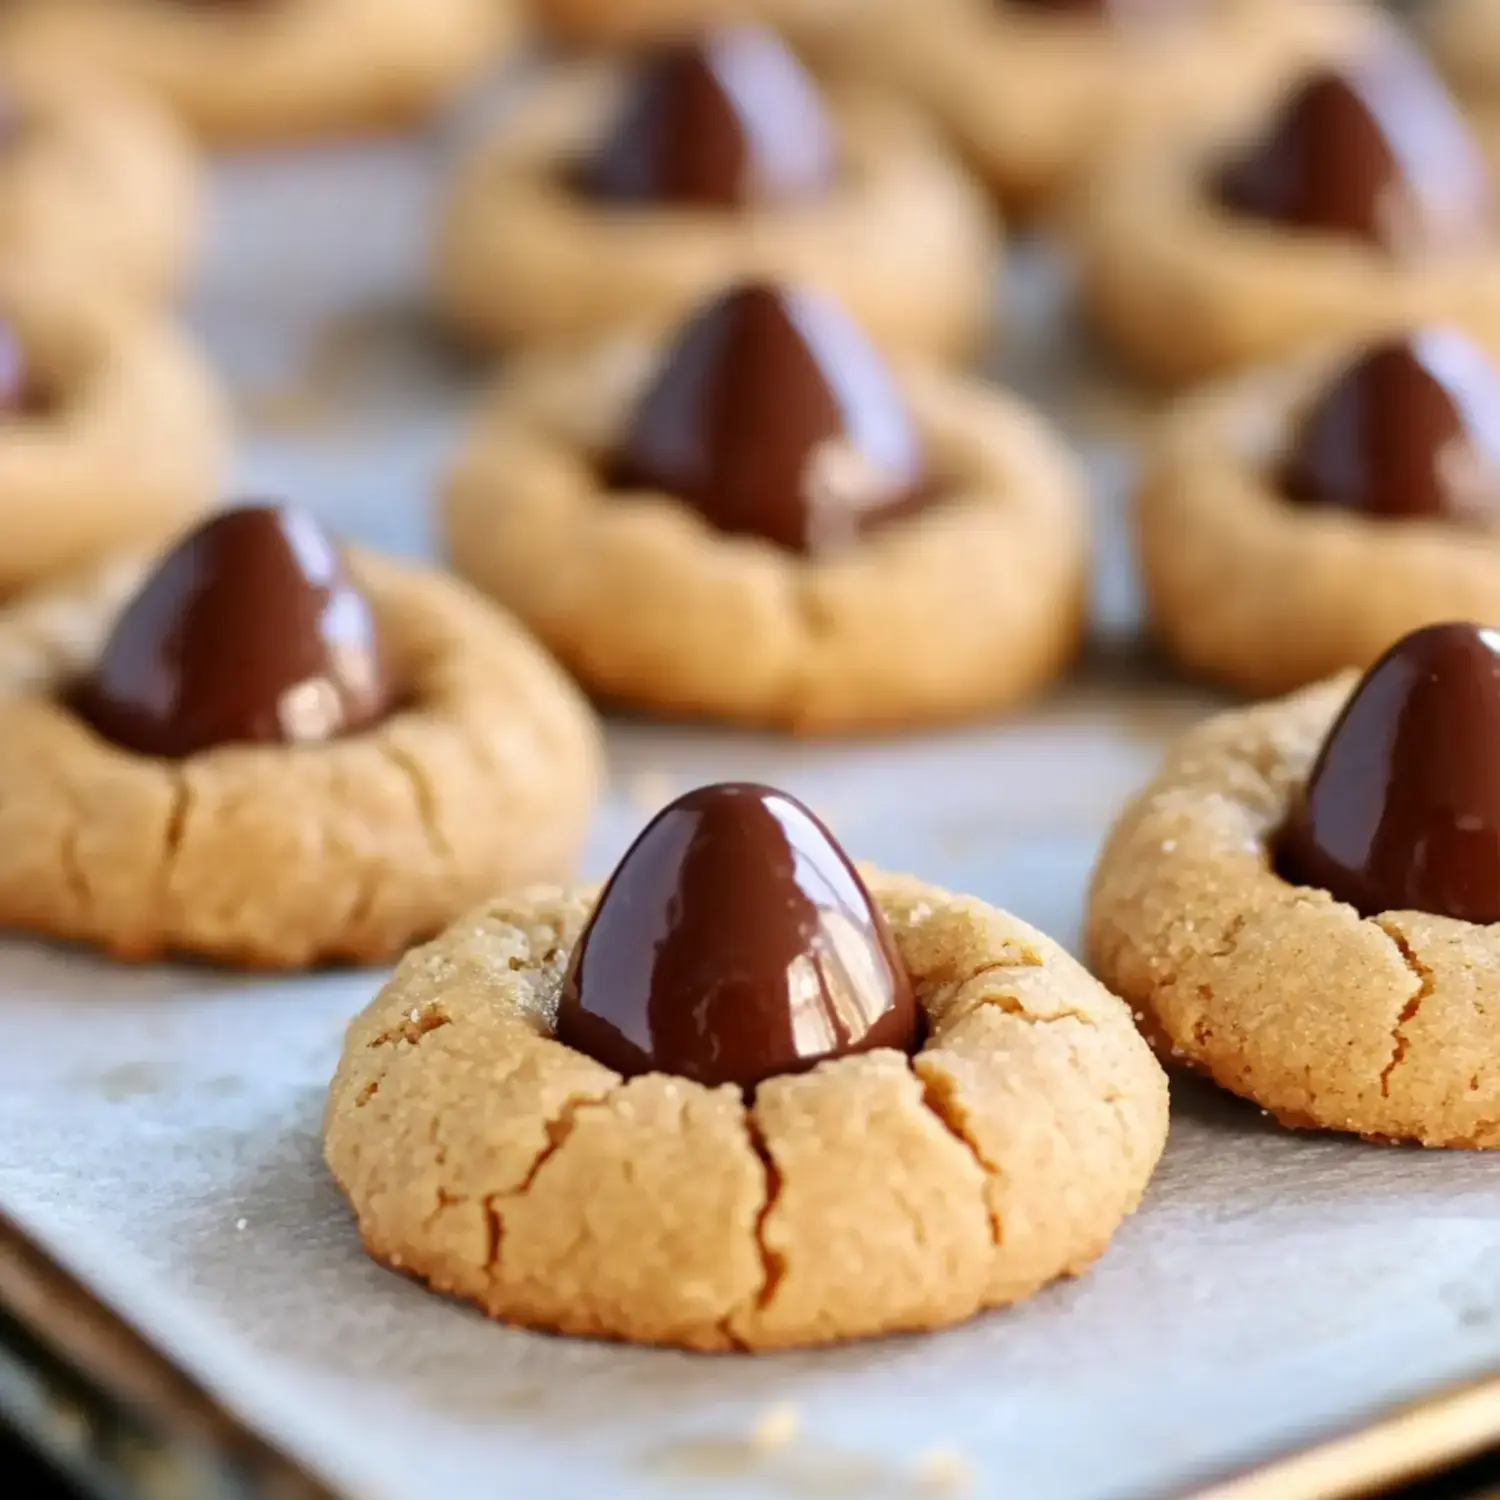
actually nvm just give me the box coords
[915,1446,972,1493]
[626,770,675,813]
[750,1402,800,1451]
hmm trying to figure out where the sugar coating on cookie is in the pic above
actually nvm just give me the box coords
[325,855,1168,1351]
[1088,668,1500,1147]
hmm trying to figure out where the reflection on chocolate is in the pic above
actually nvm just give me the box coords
[611,280,933,553]
[1215,42,1491,256]
[584,24,833,209]
[557,782,920,1090]
[78,503,392,759]
[1282,331,1500,524]
[1279,622,1500,922]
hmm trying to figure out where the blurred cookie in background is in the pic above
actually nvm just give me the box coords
[0,0,521,145]
[0,68,201,317]
[787,0,1367,218]
[443,278,1087,734]
[1427,0,1500,167]
[1076,21,1500,383]
[0,270,226,604]
[434,24,999,364]
[1134,326,1500,696]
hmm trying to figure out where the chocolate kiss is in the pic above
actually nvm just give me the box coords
[78,503,393,759]
[1279,623,1500,922]
[1282,331,1500,523]
[557,782,920,1090]
[1215,42,1491,256]
[611,281,933,554]
[584,24,834,210]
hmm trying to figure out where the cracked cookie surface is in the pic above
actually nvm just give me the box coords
[443,336,1088,734]
[0,550,602,968]
[324,872,1169,1350]
[1087,679,1500,1146]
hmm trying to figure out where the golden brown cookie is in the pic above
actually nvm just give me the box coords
[792,0,1362,215]
[0,69,200,314]
[1136,329,1500,698]
[1427,0,1500,171]
[1076,23,1500,383]
[0,507,603,969]
[528,0,828,48]
[0,277,226,600]
[326,794,1169,1351]
[0,0,515,144]
[433,35,997,363]
[1087,631,1500,1148]
[442,281,1088,735]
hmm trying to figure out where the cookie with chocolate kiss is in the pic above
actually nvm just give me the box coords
[1077,23,1500,384]
[1090,624,1500,1145]
[327,783,1168,1349]
[0,502,601,967]
[433,15,998,362]
[444,274,1089,732]
[1132,318,1500,699]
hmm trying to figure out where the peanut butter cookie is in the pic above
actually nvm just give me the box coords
[1078,26,1500,382]
[434,26,997,364]
[443,279,1087,734]
[794,0,1361,215]
[1089,623,1500,1147]
[1427,0,1500,168]
[1137,327,1500,696]
[327,781,1169,1350]
[0,275,225,599]
[0,504,602,968]
[528,0,825,48]
[0,0,514,144]
[0,69,199,314]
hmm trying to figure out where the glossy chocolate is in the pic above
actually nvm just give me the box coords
[1215,43,1491,256]
[1282,331,1500,524]
[584,25,833,209]
[1279,623,1500,922]
[611,281,933,553]
[557,782,920,1090]
[78,503,392,759]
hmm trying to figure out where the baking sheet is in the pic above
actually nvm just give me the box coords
[2,126,1500,1500]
